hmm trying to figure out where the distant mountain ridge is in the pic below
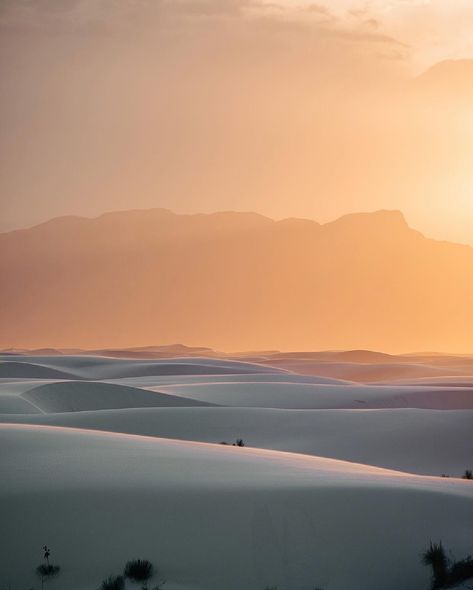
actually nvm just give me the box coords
[415,59,473,98]
[2,208,473,352]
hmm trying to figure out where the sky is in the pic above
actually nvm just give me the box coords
[1,0,473,245]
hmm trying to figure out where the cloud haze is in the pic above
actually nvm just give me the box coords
[1,0,472,244]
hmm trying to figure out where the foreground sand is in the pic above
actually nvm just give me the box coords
[2,424,472,590]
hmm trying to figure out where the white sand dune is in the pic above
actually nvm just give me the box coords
[1,354,283,380]
[0,379,61,394]
[0,394,43,414]
[0,372,351,414]
[21,380,215,412]
[1,407,471,477]
[2,353,472,590]
[379,375,473,387]
[0,360,79,380]
[259,358,471,382]
[2,377,471,413]
[156,381,473,409]
[0,380,213,414]
[1,424,472,590]
[104,371,354,388]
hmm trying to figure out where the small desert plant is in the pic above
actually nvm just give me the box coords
[423,541,449,588]
[43,545,51,566]
[463,469,473,480]
[36,564,60,577]
[36,563,61,585]
[234,438,245,447]
[100,575,125,590]
[36,545,60,589]
[448,555,473,586]
[124,559,154,582]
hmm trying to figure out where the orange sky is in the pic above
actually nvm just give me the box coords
[1,0,473,245]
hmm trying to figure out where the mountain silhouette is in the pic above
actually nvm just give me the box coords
[415,59,473,100]
[2,208,473,352]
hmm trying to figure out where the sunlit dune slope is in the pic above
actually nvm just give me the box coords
[2,407,471,477]
[0,354,281,380]
[157,381,473,410]
[21,380,214,412]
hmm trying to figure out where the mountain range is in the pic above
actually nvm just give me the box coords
[2,208,473,352]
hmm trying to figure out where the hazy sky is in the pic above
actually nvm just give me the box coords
[1,0,473,244]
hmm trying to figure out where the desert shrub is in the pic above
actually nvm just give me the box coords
[463,469,473,480]
[42,545,51,565]
[36,562,61,587]
[423,541,448,589]
[220,439,245,446]
[447,555,473,586]
[422,541,473,589]
[100,575,125,590]
[124,559,154,582]
[35,545,60,588]
[36,564,60,577]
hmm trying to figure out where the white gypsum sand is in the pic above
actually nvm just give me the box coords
[0,352,472,590]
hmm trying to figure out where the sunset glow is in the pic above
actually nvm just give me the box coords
[1,5,473,588]
[1,0,473,244]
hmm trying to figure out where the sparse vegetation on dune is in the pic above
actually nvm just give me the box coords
[448,556,473,587]
[5,544,473,590]
[35,563,61,589]
[124,559,154,582]
[99,558,164,590]
[99,574,125,590]
[423,541,473,589]
[35,545,60,589]
[219,438,246,446]
[440,468,472,479]
[423,542,448,588]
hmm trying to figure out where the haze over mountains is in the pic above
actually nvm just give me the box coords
[414,59,473,100]
[2,208,473,352]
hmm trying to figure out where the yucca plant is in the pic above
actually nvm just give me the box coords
[100,575,125,590]
[423,541,448,588]
[124,559,154,582]
[36,545,60,590]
